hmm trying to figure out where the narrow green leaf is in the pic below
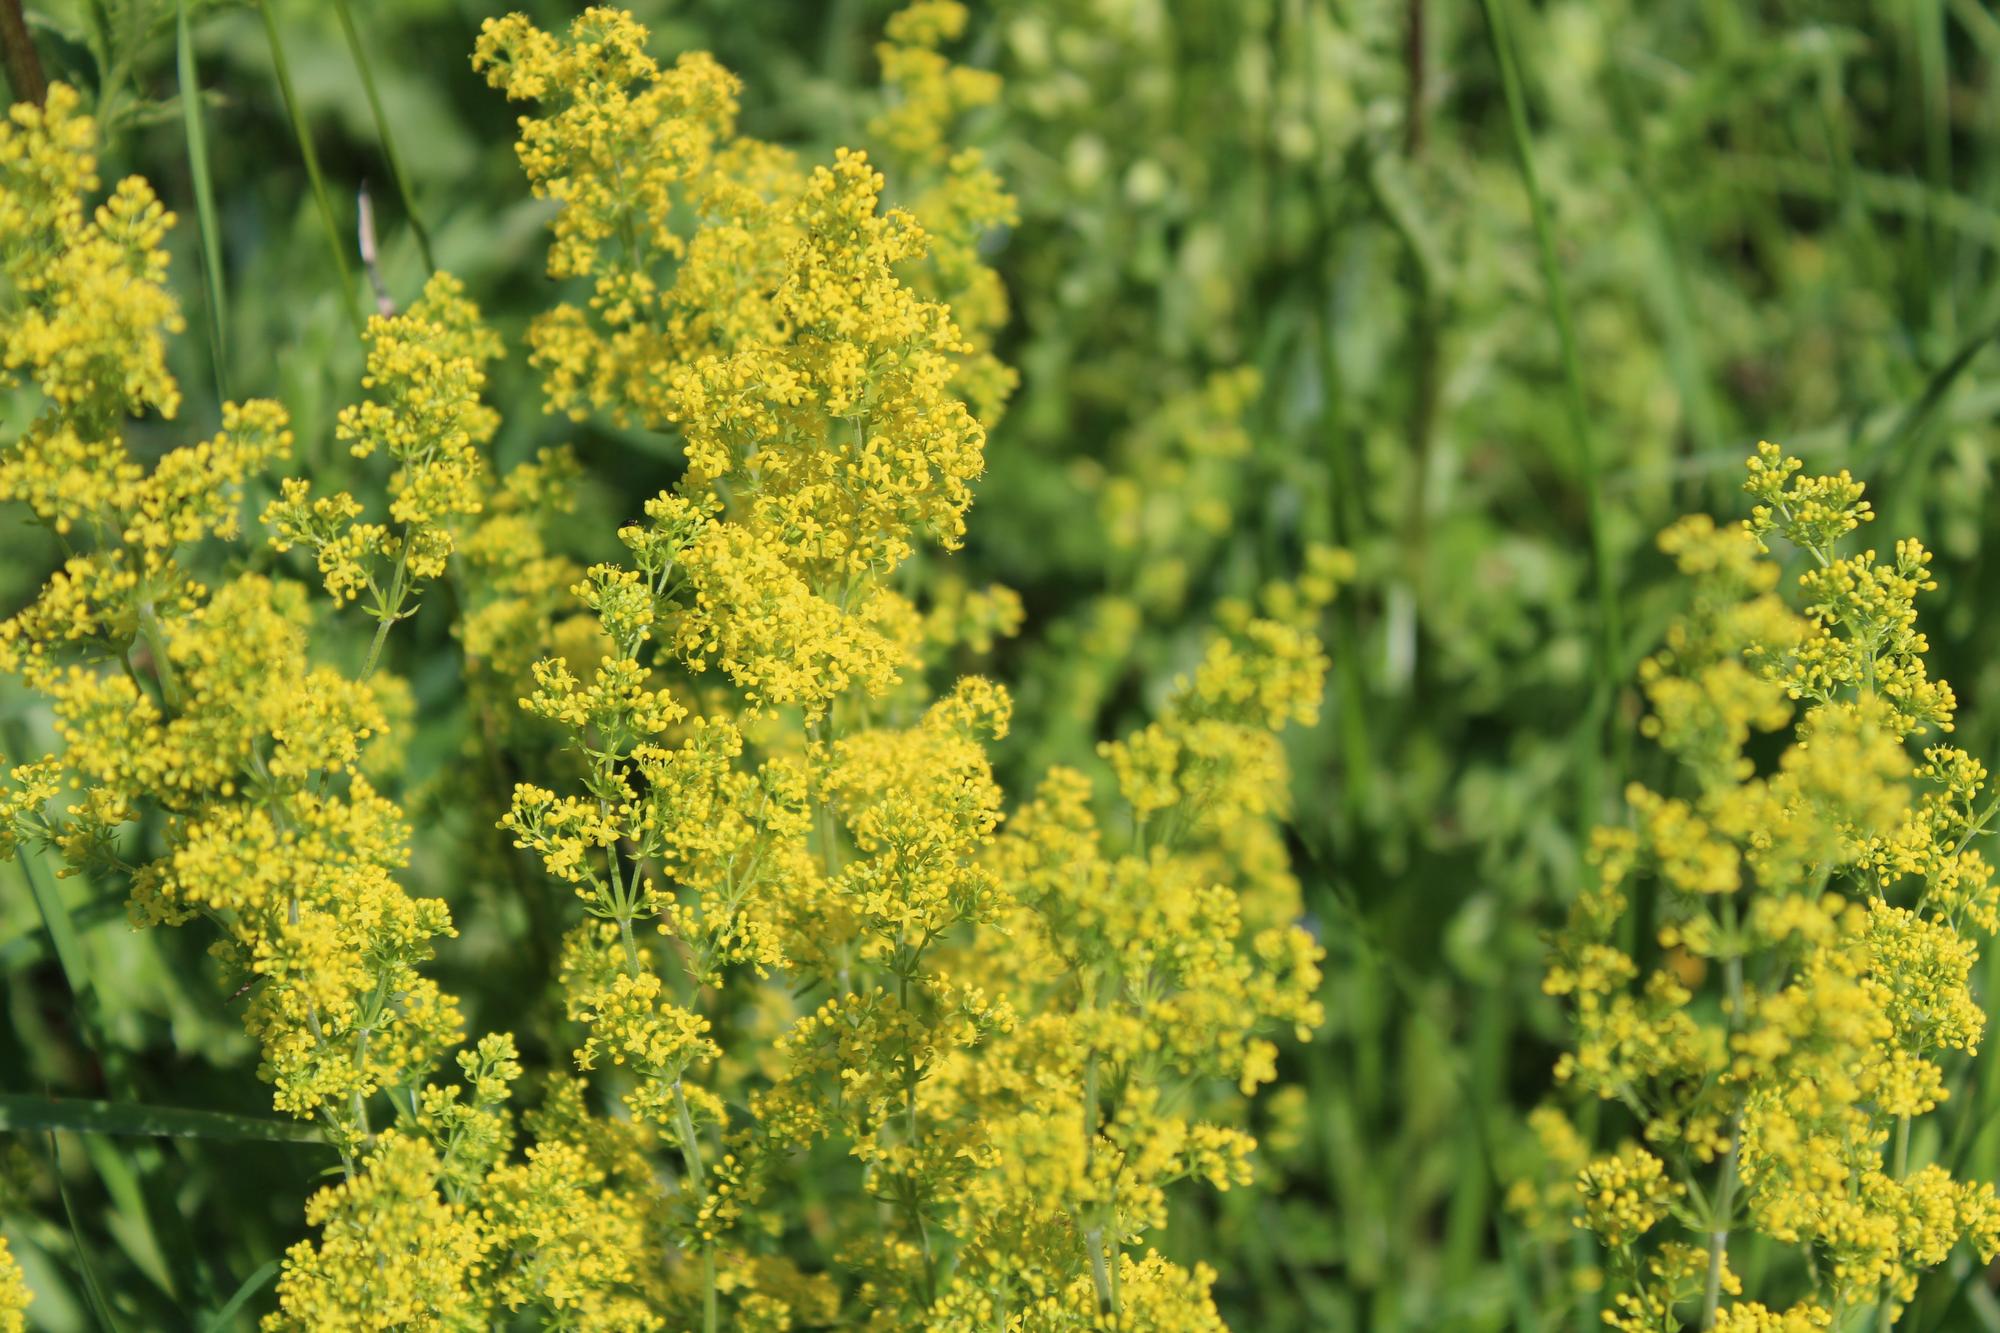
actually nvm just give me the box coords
[0,1094,325,1145]
[201,1258,281,1333]
[1479,0,1626,901]
[83,1135,175,1302]
[2,705,122,1067]
[15,847,111,1058]
[51,1133,124,1333]
[330,0,433,273]
[0,888,127,971]
[254,0,362,336]
[1715,152,2000,250]
[176,0,230,402]
[1864,317,2000,523]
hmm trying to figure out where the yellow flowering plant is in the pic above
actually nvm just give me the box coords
[1535,446,2000,1330]
[0,6,1333,1328]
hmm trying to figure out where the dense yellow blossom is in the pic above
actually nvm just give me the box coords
[1712,1303,1835,1332]
[267,1132,488,1330]
[0,1238,27,1333]
[1542,444,2000,1324]
[265,271,502,625]
[0,84,181,435]
[0,11,1333,1330]
[1577,1143,1680,1247]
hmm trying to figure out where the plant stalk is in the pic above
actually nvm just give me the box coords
[0,0,43,106]
[1479,0,1624,827]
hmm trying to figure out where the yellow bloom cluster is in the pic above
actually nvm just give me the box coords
[468,9,1332,1327]
[265,271,502,639]
[271,1132,488,1329]
[0,84,578,1333]
[1577,1143,1681,1247]
[0,90,288,697]
[867,0,1018,426]
[0,91,480,1180]
[0,9,1333,1329]
[478,5,992,581]
[0,85,180,442]
[1539,444,2000,1325]
[0,1238,26,1333]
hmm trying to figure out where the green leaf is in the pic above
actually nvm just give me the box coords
[52,1133,124,1333]
[254,0,362,337]
[201,1258,281,1333]
[331,0,434,275]
[0,1094,325,1145]
[177,0,230,403]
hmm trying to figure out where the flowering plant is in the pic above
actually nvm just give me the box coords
[0,7,1332,1328]
[1537,446,2000,1330]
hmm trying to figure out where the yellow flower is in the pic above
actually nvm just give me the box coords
[1549,446,2000,1319]
[1577,1143,1680,1247]
[266,1133,487,1331]
[0,1237,29,1333]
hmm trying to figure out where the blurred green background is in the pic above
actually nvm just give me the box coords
[9,0,2000,1328]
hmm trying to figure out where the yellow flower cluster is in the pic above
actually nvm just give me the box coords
[271,1132,488,1329]
[0,81,492,1315]
[0,10,1334,1329]
[0,1237,26,1333]
[478,5,992,581]
[867,0,1018,425]
[1539,444,2000,1325]
[1577,1143,1681,1247]
[0,85,180,441]
[468,9,1333,1328]
[265,271,502,648]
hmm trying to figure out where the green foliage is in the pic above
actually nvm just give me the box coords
[6,0,2000,1330]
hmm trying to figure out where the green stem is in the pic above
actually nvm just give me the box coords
[1081,1051,1119,1316]
[1085,1229,1116,1314]
[616,914,641,976]
[1702,1123,1741,1328]
[1702,947,1747,1330]
[1873,1115,1914,1331]
[349,1033,372,1143]
[176,0,230,405]
[255,0,363,337]
[617,894,715,1333]
[330,0,435,273]
[1479,0,1623,809]
[136,601,181,709]
[358,537,412,683]
[672,1080,717,1333]
[898,960,935,1304]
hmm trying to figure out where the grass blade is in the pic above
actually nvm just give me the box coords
[254,0,362,337]
[1479,0,1627,883]
[0,1094,326,1145]
[201,1258,281,1333]
[15,845,114,1060]
[51,1133,124,1333]
[1715,152,2000,251]
[81,1135,176,1303]
[176,0,229,403]
[18,849,90,1003]
[330,0,433,273]
[1863,317,2000,523]
[0,887,126,971]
